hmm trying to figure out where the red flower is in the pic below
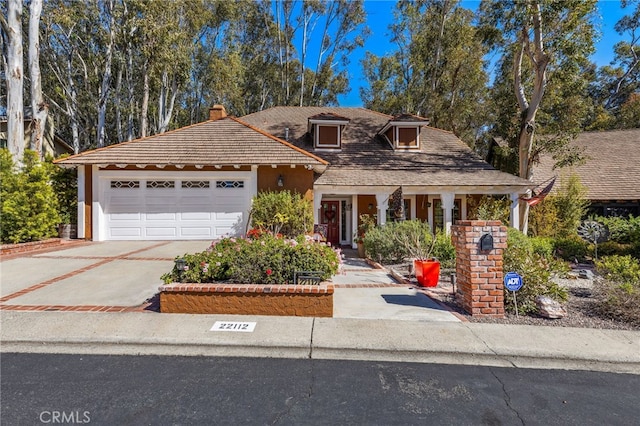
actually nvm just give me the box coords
[266,269,273,276]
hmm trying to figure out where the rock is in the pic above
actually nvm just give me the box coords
[535,295,567,319]
[578,269,594,280]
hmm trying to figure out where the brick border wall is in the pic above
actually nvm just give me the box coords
[452,220,507,318]
[1,239,63,256]
[159,283,334,317]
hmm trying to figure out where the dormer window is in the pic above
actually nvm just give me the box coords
[308,113,350,150]
[379,114,429,150]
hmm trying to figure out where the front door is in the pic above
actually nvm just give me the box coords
[320,201,340,246]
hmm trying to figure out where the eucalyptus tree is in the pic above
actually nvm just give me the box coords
[587,0,639,129]
[361,0,488,146]
[41,1,102,152]
[29,0,47,158]
[1,0,25,166]
[478,0,598,232]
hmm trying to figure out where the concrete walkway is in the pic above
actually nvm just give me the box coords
[1,241,639,374]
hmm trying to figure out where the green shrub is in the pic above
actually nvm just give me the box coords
[553,174,590,238]
[596,255,640,287]
[529,236,554,258]
[364,220,434,264]
[594,255,640,326]
[553,235,589,262]
[597,241,633,257]
[161,235,340,284]
[48,155,77,224]
[529,173,589,238]
[595,215,640,245]
[468,195,510,225]
[503,228,568,314]
[249,190,313,238]
[432,230,456,269]
[1,150,60,243]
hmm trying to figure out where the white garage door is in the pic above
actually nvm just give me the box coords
[103,178,251,240]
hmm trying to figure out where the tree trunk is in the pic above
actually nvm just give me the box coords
[126,40,135,141]
[115,65,123,142]
[140,65,149,138]
[96,0,115,148]
[29,0,47,159]
[157,69,177,134]
[5,0,24,166]
[513,1,549,234]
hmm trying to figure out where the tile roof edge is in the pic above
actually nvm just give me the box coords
[53,119,219,164]
[227,116,329,165]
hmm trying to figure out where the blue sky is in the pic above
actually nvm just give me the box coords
[336,0,629,107]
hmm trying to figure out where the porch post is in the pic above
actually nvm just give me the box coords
[441,192,455,235]
[375,193,389,226]
[510,192,520,230]
[351,194,358,248]
[313,190,323,225]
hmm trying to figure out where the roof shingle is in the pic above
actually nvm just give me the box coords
[55,116,327,167]
[532,128,640,200]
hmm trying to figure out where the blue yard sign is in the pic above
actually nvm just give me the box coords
[504,272,523,317]
[504,272,523,292]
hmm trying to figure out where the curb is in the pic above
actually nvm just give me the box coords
[3,338,638,375]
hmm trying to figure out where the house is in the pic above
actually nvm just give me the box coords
[531,128,640,217]
[0,114,74,158]
[55,105,532,244]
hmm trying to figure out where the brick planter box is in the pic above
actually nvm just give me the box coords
[159,283,334,317]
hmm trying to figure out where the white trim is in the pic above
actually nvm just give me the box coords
[314,184,531,195]
[351,194,358,248]
[314,124,342,149]
[375,193,389,225]
[92,165,102,241]
[407,195,416,220]
[393,125,420,150]
[510,192,520,230]
[308,119,349,126]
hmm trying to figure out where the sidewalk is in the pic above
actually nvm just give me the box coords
[2,310,638,374]
[1,241,639,374]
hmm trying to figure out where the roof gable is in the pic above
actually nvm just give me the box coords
[55,116,327,167]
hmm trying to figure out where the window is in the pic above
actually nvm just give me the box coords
[378,114,428,150]
[434,199,461,230]
[110,180,140,189]
[216,180,244,189]
[315,125,341,148]
[308,114,349,150]
[397,127,418,147]
[146,180,175,189]
[182,181,210,189]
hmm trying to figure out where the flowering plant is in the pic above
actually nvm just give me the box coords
[162,234,340,284]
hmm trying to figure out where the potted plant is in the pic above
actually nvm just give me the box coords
[395,220,440,287]
[355,214,376,258]
[57,212,77,240]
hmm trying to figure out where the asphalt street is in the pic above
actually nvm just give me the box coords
[2,353,639,425]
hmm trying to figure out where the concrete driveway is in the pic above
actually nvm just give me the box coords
[0,241,459,322]
[0,241,209,311]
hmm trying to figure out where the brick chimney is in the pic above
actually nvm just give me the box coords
[209,105,227,121]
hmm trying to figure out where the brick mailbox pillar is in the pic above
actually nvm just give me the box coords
[451,220,507,318]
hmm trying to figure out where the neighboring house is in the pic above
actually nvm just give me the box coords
[0,115,74,158]
[56,105,532,243]
[531,128,640,217]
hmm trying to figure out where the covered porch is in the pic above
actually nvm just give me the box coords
[312,186,527,248]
